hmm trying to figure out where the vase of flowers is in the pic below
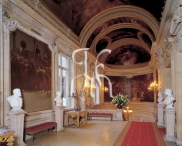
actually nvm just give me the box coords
[111,94,129,109]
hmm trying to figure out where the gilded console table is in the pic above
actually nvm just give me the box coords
[65,111,87,127]
[0,131,14,146]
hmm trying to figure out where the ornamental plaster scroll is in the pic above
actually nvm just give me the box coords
[153,49,164,69]
[4,19,21,32]
[161,39,173,67]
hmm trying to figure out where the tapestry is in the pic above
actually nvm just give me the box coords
[10,29,52,112]
[104,74,154,102]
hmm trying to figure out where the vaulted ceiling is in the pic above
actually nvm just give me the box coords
[41,0,166,68]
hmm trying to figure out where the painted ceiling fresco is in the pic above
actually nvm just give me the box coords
[42,0,165,36]
[41,0,165,67]
[105,45,151,65]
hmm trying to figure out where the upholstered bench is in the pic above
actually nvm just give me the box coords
[88,112,113,121]
[25,122,57,142]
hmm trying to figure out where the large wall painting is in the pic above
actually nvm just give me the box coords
[104,74,154,102]
[10,29,52,112]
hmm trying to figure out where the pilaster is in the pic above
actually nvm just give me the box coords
[0,0,3,126]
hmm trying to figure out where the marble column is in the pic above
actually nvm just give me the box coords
[164,108,176,142]
[7,110,27,146]
[54,106,64,131]
[116,109,123,121]
[157,104,165,127]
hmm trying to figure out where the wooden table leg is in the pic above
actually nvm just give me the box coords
[76,116,80,127]
[66,115,69,126]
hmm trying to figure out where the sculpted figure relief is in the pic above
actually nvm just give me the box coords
[54,91,63,106]
[163,89,175,108]
[7,88,23,111]
[158,92,163,104]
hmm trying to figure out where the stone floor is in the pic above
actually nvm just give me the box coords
[25,120,176,146]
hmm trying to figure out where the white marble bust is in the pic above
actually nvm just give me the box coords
[157,92,163,104]
[54,91,63,106]
[163,89,175,108]
[7,88,23,111]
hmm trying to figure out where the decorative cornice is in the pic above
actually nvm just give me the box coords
[21,0,79,45]
[2,1,42,30]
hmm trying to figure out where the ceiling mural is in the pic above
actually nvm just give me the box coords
[42,0,165,36]
[105,45,151,65]
[41,0,165,68]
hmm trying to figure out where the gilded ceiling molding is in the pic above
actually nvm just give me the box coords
[99,38,150,63]
[80,5,159,47]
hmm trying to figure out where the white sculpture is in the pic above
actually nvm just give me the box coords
[80,91,86,103]
[163,89,175,108]
[54,91,63,106]
[157,92,163,104]
[7,88,23,111]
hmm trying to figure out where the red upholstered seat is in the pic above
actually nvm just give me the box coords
[25,122,57,133]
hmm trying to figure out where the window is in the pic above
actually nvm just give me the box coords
[58,54,69,106]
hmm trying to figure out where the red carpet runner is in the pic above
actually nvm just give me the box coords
[114,122,166,146]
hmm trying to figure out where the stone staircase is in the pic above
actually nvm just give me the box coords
[129,101,157,122]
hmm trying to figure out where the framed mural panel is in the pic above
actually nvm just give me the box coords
[104,74,154,102]
[10,29,52,112]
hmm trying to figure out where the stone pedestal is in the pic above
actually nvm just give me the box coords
[54,106,64,131]
[7,109,27,146]
[157,104,165,126]
[164,108,176,141]
[80,102,86,111]
[116,109,123,121]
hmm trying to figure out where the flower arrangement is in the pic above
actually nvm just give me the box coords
[111,94,129,108]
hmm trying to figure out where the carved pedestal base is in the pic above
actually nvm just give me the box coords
[7,110,27,146]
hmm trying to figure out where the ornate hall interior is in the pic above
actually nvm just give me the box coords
[0,0,182,145]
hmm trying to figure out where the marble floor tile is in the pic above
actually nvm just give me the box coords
[25,120,176,146]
